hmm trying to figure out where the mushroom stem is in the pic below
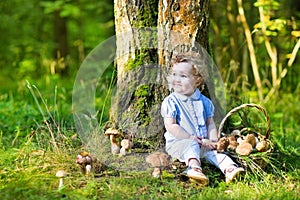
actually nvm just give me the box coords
[56,170,67,189]
[105,128,123,154]
[58,178,64,189]
[152,167,162,178]
[109,134,115,144]
[120,139,133,156]
[86,164,92,176]
[109,135,120,154]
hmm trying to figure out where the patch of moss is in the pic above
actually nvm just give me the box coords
[135,84,149,98]
[124,53,147,71]
[132,0,159,28]
[135,84,151,126]
[124,49,157,72]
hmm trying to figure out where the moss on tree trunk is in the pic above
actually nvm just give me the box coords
[112,0,213,149]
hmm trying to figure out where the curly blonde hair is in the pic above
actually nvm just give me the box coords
[170,53,206,87]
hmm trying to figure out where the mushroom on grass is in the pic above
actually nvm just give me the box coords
[104,128,123,154]
[76,151,93,175]
[56,170,67,189]
[120,139,133,156]
[76,151,107,176]
[146,152,172,178]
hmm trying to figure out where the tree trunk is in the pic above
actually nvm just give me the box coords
[53,10,69,75]
[112,0,215,149]
[157,0,224,124]
[157,0,209,69]
[112,0,166,149]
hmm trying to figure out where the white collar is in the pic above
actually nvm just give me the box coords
[173,88,201,101]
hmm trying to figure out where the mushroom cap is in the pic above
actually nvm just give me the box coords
[85,155,92,164]
[80,151,89,157]
[76,154,86,164]
[146,152,171,168]
[231,130,241,137]
[245,134,257,148]
[121,139,133,149]
[256,140,268,152]
[56,170,67,178]
[236,142,252,156]
[217,137,229,152]
[104,128,122,136]
[227,135,237,143]
[227,141,239,150]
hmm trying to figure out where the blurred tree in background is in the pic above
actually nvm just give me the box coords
[0,0,114,91]
[0,0,299,113]
[210,0,300,103]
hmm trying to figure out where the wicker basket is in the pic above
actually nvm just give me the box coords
[217,103,274,172]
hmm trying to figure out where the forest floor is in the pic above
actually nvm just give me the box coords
[0,82,299,199]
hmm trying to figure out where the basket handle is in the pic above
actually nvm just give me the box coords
[217,103,271,139]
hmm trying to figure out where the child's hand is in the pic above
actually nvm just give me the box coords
[190,135,203,144]
[200,139,217,150]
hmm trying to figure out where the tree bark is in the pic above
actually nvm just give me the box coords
[158,0,209,68]
[112,0,166,149]
[112,0,213,149]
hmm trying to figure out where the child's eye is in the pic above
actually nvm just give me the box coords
[180,75,187,78]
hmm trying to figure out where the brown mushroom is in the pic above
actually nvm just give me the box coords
[146,152,172,178]
[76,151,108,176]
[105,128,123,154]
[75,151,90,165]
[245,134,257,148]
[76,151,93,176]
[236,142,252,156]
[256,140,268,152]
[216,137,229,152]
[120,139,133,156]
[56,170,67,189]
[227,135,239,151]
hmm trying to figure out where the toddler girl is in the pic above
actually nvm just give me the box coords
[161,53,244,185]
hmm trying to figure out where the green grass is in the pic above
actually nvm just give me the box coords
[0,79,299,200]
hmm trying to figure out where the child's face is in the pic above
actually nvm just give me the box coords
[170,62,198,96]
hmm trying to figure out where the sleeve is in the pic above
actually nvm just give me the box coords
[161,96,177,118]
[203,96,214,119]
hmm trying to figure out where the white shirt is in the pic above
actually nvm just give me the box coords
[161,89,214,143]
